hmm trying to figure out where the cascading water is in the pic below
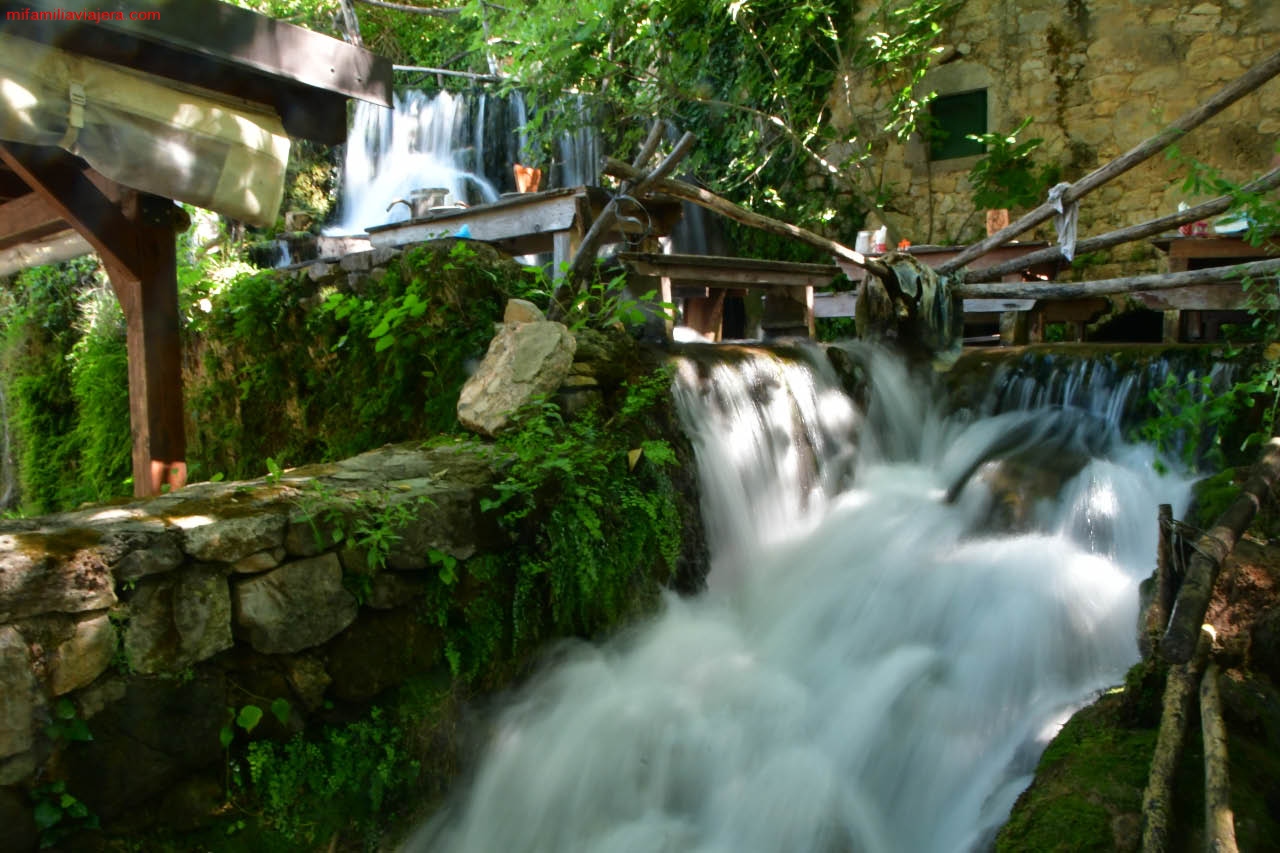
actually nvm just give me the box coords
[411,343,1191,852]
[326,90,609,236]
[327,91,501,235]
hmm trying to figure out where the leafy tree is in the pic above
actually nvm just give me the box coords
[464,0,959,245]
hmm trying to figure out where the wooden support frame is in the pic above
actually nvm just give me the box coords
[0,142,187,497]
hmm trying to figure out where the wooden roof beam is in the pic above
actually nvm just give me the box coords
[0,192,67,251]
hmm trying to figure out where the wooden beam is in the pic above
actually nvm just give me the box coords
[0,0,393,108]
[953,257,1280,300]
[0,192,67,251]
[0,144,135,268]
[1142,625,1213,853]
[0,143,187,497]
[616,252,840,288]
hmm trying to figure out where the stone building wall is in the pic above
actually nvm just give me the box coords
[835,0,1280,279]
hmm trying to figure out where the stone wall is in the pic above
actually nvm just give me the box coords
[0,321,708,848]
[0,442,502,847]
[834,0,1280,278]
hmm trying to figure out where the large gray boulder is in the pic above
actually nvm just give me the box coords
[180,511,288,563]
[48,612,118,695]
[233,554,358,654]
[457,320,576,437]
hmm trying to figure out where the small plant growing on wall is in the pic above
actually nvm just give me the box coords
[966,117,1061,213]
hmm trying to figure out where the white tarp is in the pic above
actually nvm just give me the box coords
[0,32,289,227]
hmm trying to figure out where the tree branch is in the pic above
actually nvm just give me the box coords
[354,0,463,16]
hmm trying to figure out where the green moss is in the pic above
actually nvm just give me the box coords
[997,691,1157,852]
[997,791,1113,853]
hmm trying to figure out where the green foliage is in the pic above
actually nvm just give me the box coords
[45,698,92,744]
[1168,144,1280,248]
[966,117,1062,211]
[245,707,418,846]
[1134,151,1280,472]
[1137,369,1243,473]
[0,257,128,513]
[459,0,955,238]
[564,272,666,332]
[856,0,963,141]
[293,480,436,602]
[479,368,683,647]
[189,240,522,484]
[31,781,99,849]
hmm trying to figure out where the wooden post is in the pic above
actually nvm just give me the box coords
[1201,663,1239,853]
[102,192,188,496]
[1141,625,1213,853]
[1142,504,1175,658]
[0,143,188,497]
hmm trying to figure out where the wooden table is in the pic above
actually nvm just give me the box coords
[366,186,682,278]
[616,253,841,338]
[1147,235,1279,341]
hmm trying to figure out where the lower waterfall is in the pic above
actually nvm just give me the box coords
[411,344,1191,853]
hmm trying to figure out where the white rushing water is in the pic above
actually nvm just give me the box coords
[412,344,1190,853]
[327,91,500,236]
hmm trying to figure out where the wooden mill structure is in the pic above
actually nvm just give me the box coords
[0,0,392,496]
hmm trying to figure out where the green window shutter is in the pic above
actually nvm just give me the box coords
[929,89,987,160]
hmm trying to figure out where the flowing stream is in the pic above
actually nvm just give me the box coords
[412,345,1190,852]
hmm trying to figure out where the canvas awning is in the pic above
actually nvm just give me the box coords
[0,31,289,227]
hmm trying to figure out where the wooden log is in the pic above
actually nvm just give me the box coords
[602,157,892,280]
[963,167,1280,283]
[953,257,1280,301]
[564,131,694,290]
[1141,625,1214,853]
[938,49,1280,276]
[1163,437,1280,663]
[1142,504,1176,659]
[1200,663,1238,853]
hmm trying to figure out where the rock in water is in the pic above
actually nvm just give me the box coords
[457,320,577,437]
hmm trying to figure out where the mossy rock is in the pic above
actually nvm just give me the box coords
[996,687,1158,853]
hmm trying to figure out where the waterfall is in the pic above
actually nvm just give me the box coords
[411,343,1190,852]
[326,90,604,236]
[326,91,501,236]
